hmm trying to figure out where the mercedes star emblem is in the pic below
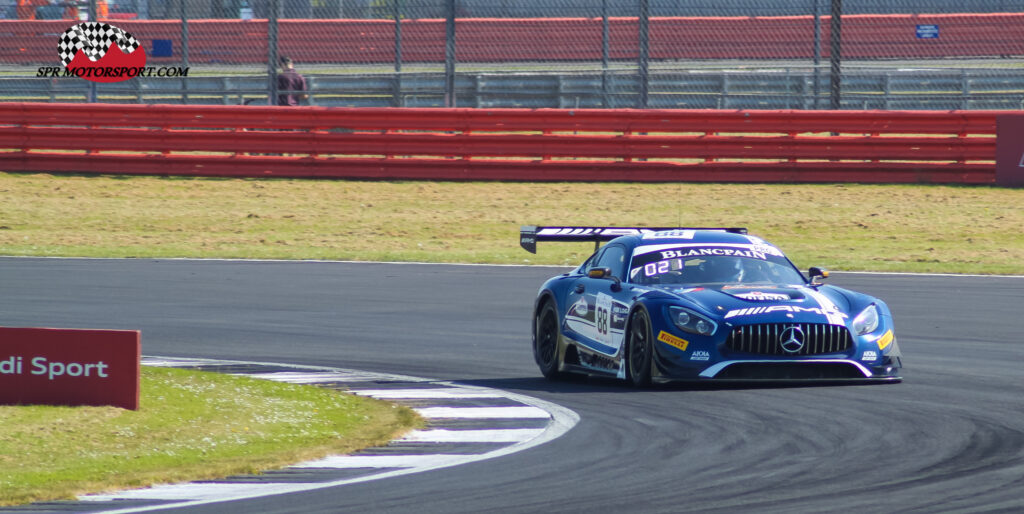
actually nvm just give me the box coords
[780,326,805,353]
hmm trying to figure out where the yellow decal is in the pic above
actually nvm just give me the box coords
[657,331,689,351]
[877,330,894,350]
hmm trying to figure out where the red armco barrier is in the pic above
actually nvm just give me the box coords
[0,327,141,410]
[996,115,1024,187]
[2,13,1023,64]
[0,102,1007,183]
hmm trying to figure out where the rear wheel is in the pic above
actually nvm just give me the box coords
[534,301,563,379]
[627,308,653,387]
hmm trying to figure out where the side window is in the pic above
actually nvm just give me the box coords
[594,245,627,278]
[579,251,599,273]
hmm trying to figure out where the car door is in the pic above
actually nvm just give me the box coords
[563,244,633,357]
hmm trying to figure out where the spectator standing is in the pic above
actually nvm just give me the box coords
[276,56,307,106]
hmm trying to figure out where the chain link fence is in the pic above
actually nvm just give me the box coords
[2,0,1022,109]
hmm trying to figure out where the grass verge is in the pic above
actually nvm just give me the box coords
[0,367,422,507]
[0,173,1022,274]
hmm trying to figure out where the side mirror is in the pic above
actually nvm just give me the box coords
[588,267,622,291]
[808,266,830,285]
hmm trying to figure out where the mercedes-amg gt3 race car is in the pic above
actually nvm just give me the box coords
[522,226,902,385]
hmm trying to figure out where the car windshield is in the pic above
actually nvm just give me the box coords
[628,244,805,286]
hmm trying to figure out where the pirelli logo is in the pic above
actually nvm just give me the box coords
[877,330,894,350]
[657,331,689,351]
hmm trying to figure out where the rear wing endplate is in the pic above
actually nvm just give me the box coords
[519,225,748,254]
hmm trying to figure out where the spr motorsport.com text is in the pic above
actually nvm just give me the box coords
[37,66,190,79]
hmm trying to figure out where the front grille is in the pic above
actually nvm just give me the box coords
[725,323,853,356]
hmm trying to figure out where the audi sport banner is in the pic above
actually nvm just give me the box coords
[996,115,1024,188]
[0,327,141,410]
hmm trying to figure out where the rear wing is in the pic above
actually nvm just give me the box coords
[519,225,748,253]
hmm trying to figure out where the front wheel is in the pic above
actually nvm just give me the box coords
[534,301,563,380]
[626,308,653,387]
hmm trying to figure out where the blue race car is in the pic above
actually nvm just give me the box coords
[522,226,902,385]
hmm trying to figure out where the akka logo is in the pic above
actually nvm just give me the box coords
[58,22,146,83]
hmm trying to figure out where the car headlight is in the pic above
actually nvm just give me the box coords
[669,306,717,336]
[852,304,880,335]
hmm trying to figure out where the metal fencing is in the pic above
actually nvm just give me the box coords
[1,0,1022,109]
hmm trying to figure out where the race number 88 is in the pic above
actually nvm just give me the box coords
[596,305,609,335]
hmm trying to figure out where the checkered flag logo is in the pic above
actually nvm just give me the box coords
[58,22,141,67]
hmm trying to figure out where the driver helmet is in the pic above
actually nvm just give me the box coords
[703,256,744,282]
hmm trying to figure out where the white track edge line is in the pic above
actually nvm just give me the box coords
[83,356,579,514]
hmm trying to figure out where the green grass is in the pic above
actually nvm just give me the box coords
[0,367,421,507]
[0,172,1022,274]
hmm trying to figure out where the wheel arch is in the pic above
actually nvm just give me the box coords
[624,301,654,336]
[624,301,656,386]
[533,290,559,332]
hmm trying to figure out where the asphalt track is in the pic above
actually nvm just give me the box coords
[2,257,1023,513]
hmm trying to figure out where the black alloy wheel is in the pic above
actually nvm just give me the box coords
[627,308,653,387]
[535,302,562,379]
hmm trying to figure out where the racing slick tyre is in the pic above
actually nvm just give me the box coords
[626,308,653,387]
[534,301,563,380]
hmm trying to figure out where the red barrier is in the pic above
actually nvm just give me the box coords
[0,103,1006,183]
[0,102,999,133]
[2,13,1022,65]
[996,115,1024,186]
[0,128,995,161]
[0,327,141,410]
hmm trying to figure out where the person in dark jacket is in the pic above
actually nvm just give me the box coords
[276,56,307,106]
